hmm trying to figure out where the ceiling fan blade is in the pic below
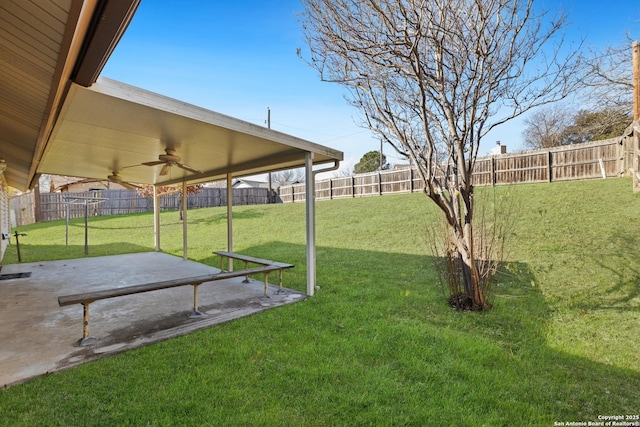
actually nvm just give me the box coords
[142,160,165,167]
[159,164,172,176]
[121,182,138,191]
[176,163,202,175]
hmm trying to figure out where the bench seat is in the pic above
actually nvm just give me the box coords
[213,251,294,269]
[58,260,294,346]
[58,266,279,306]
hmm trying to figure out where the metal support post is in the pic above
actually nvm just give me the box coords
[84,201,89,255]
[13,231,26,262]
[305,152,316,296]
[153,185,161,251]
[182,180,188,260]
[226,173,233,271]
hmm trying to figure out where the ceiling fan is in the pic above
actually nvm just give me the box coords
[141,148,202,176]
[107,170,140,190]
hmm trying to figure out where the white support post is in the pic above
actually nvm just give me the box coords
[226,173,233,271]
[153,185,160,251]
[182,180,188,260]
[305,152,316,296]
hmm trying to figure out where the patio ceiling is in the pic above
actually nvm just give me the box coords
[38,77,343,187]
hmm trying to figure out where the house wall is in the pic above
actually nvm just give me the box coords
[0,175,9,262]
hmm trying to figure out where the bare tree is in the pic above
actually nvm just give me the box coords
[333,164,354,177]
[301,0,581,310]
[523,106,632,149]
[271,168,305,187]
[522,105,571,149]
[581,35,636,113]
[136,184,203,220]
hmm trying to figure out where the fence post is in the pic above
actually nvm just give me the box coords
[34,186,43,223]
[631,129,640,192]
[329,178,333,200]
[410,168,414,192]
[378,172,382,195]
[491,157,496,186]
[548,151,553,182]
[351,176,355,198]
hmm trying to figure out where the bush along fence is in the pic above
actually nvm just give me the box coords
[280,135,634,202]
[9,187,270,227]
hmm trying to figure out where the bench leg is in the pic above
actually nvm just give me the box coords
[260,272,271,300]
[74,302,98,347]
[275,269,287,295]
[189,284,204,318]
[243,261,250,283]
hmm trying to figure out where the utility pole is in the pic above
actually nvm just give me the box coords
[379,139,383,170]
[267,106,271,129]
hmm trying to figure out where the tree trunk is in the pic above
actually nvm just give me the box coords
[458,229,489,310]
[447,190,490,310]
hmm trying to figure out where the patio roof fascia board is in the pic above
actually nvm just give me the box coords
[89,77,345,162]
[27,0,90,190]
[27,0,141,190]
[72,0,141,87]
[159,153,340,187]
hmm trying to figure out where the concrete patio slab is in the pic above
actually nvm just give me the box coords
[0,252,305,388]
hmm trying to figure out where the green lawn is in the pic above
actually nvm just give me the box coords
[1,178,638,426]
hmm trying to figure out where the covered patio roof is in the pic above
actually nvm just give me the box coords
[38,77,343,187]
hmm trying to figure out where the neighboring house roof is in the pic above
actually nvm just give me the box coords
[393,164,412,170]
[490,143,507,156]
[50,176,126,192]
[232,179,269,189]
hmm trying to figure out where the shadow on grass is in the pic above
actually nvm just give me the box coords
[586,232,640,312]
[188,208,266,227]
[196,241,639,422]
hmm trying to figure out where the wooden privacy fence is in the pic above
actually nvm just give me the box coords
[280,136,631,202]
[10,187,270,226]
[8,191,36,228]
[8,127,638,225]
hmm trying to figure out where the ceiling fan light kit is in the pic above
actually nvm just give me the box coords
[141,148,202,176]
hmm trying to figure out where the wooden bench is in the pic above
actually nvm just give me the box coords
[213,251,294,293]
[58,263,292,347]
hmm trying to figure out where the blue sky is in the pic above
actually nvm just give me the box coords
[102,0,640,173]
